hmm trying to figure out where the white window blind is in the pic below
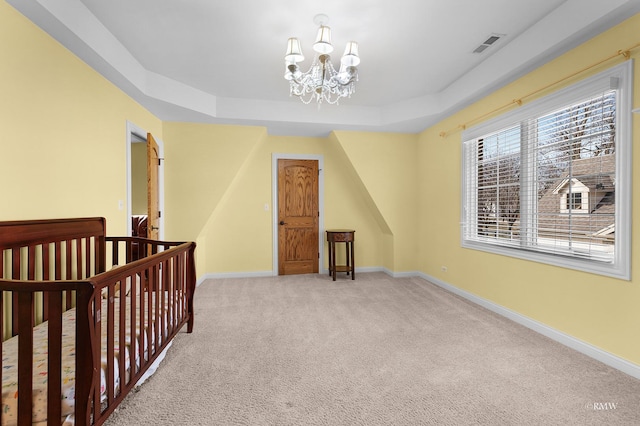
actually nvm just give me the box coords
[461,62,632,279]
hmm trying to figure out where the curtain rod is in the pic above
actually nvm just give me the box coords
[438,41,640,139]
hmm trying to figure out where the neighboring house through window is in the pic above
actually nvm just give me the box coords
[461,62,632,279]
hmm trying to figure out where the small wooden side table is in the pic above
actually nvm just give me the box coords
[326,229,355,281]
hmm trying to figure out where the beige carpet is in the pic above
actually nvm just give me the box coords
[104,272,640,425]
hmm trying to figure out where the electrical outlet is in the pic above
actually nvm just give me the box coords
[264,203,269,211]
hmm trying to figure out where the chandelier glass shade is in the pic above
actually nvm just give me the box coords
[284,15,360,105]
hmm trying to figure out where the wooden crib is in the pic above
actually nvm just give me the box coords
[0,218,196,426]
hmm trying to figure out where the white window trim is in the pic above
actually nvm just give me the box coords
[460,61,633,280]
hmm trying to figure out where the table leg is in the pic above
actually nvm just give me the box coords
[328,240,333,276]
[351,241,355,280]
[346,241,351,276]
[331,241,336,281]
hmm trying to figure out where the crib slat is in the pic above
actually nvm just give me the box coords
[137,270,145,368]
[66,241,73,310]
[55,241,62,281]
[152,264,159,355]
[77,238,84,279]
[97,233,106,274]
[17,292,34,426]
[47,292,63,425]
[118,278,126,388]
[111,242,119,267]
[173,257,179,332]
[65,240,72,280]
[176,255,182,329]
[107,287,115,405]
[125,241,132,264]
[42,244,50,321]
[12,249,20,336]
[182,254,187,325]
[147,263,153,352]
[85,237,92,277]
[27,246,35,281]
[129,274,138,378]
[174,256,181,330]
[160,259,167,340]
[163,259,171,337]
[168,258,175,332]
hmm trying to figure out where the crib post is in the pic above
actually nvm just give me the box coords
[186,242,197,333]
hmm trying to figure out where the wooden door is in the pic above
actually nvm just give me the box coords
[278,159,319,275]
[146,133,160,239]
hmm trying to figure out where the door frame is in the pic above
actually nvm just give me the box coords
[272,153,325,275]
[126,121,165,239]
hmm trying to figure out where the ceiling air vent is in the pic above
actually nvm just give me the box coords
[473,34,504,54]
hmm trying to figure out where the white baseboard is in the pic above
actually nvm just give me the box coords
[197,270,274,285]
[418,272,640,380]
[320,266,386,275]
[199,267,384,283]
[381,268,420,278]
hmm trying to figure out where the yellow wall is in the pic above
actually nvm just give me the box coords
[333,131,419,272]
[0,1,162,234]
[161,123,412,276]
[418,14,640,365]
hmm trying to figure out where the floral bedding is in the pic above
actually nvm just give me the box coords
[1,293,166,426]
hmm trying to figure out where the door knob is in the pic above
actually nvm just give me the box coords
[279,221,286,225]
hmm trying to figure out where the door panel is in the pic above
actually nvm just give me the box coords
[278,159,319,275]
[147,133,160,240]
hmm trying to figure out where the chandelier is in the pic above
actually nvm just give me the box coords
[284,14,360,105]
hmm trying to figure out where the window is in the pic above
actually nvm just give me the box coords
[567,192,582,211]
[461,62,632,279]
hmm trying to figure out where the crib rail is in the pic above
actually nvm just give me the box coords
[0,218,106,337]
[0,218,106,253]
[106,236,189,266]
[90,241,196,424]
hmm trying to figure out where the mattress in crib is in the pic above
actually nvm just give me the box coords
[1,294,168,426]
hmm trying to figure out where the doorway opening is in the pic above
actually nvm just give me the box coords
[126,121,165,239]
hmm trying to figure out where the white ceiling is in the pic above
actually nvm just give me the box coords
[8,0,640,136]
